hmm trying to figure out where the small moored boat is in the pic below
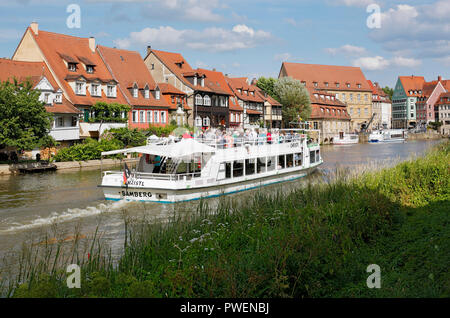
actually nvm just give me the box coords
[99,129,323,203]
[332,132,359,145]
[369,129,407,143]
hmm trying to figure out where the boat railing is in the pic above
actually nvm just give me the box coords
[103,170,201,182]
[189,134,306,149]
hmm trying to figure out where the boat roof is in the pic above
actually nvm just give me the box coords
[101,138,216,157]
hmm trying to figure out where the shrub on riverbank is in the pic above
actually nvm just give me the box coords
[53,138,123,162]
[6,141,450,297]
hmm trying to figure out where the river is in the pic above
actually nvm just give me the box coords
[0,139,442,271]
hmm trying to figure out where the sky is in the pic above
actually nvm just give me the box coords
[0,0,448,88]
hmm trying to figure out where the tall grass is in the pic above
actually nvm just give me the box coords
[4,141,449,298]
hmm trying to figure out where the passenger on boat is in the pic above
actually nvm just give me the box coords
[153,155,162,173]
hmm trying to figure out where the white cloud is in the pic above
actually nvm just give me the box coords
[332,0,373,7]
[114,24,271,52]
[352,55,422,70]
[352,56,390,71]
[391,56,422,68]
[326,44,367,56]
[369,2,450,60]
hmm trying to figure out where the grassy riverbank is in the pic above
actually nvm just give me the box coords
[5,141,449,298]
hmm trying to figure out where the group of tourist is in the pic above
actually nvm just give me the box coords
[175,128,304,148]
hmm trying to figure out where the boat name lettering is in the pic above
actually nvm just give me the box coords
[126,180,144,187]
[290,142,299,148]
[121,191,152,198]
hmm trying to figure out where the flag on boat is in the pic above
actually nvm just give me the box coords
[123,162,131,186]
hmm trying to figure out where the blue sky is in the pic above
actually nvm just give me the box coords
[0,0,448,87]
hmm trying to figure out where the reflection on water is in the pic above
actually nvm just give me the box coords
[0,139,442,264]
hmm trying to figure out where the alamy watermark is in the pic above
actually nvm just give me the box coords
[66,264,81,288]
[366,264,381,289]
[366,4,381,29]
[66,4,81,29]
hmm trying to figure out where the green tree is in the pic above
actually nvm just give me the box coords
[103,127,147,147]
[382,86,394,100]
[274,77,311,126]
[256,77,279,101]
[0,79,54,151]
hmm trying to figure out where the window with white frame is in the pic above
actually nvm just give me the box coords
[147,110,153,123]
[139,110,145,123]
[195,116,202,127]
[195,94,203,105]
[54,94,62,104]
[203,95,211,106]
[91,83,100,97]
[155,88,160,100]
[132,110,138,123]
[107,85,116,98]
[133,87,138,98]
[203,117,210,127]
[86,65,94,74]
[144,88,149,99]
[75,82,86,95]
[161,111,166,123]
[154,110,159,123]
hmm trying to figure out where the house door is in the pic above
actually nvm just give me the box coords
[84,109,90,122]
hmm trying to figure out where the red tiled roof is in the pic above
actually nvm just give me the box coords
[252,85,282,106]
[158,83,186,95]
[0,58,80,114]
[398,76,426,97]
[26,28,128,106]
[281,62,371,92]
[197,68,233,96]
[97,45,169,109]
[226,77,265,103]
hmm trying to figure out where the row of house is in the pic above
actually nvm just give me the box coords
[16,23,450,148]
[391,75,450,133]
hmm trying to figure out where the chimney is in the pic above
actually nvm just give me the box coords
[147,45,152,55]
[212,68,216,72]
[30,22,38,35]
[89,37,95,53]
[251,78,257,86]
[438,75,442,82]
[374,82,379,87]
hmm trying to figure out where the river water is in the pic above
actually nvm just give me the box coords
[0,139,442,270]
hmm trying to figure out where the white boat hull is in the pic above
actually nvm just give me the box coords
[100,163,321,203]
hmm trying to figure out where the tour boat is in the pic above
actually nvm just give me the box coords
[332,133,359,145]
[369,129,407,143]
[99,130,323,203]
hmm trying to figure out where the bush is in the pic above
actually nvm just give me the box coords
[103,127,147,148]
[53,138,123,162]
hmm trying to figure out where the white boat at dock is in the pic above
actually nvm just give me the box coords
[99,129,323,203]
[332,132,359,145]
[369,129,407,143]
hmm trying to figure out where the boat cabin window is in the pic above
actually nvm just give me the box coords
[245,159,256,175]
[267,156,276,172]
[310,150,316,163]
[257,157,266,173]
[295,153,302,166]
[286,154,294,168]
[278,155,285,169]
[233,160,244,178]
[217,162,232,180]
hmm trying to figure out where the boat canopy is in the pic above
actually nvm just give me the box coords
[101,138,216,157]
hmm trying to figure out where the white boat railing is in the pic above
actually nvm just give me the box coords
[103,170,201,181]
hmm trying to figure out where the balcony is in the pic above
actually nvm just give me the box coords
[80,122,126,138]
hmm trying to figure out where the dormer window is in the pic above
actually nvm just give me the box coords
[75,81,86,95]
[107,84,116,98]
[86,65,94,74]
[155,88,160,100]
[251,91,255,96]
[91,83,101,97]
[324,82,329,87]
[301,81,306,85]
[336,83,340,88]
[194,76,198,86]
[201,77,205,87]
[54,94,62,104]
[68,63,77,72]
[133,86,138,98]
[357,83,361,88]
[347,83,350,88]
[237,88,242,94]
[175,61,184,68]
[313,82,318,87]
[144,88,150,99]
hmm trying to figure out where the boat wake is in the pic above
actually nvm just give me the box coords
[0,200,130,234]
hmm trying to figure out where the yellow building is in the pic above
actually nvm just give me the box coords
[279,62,373,131]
